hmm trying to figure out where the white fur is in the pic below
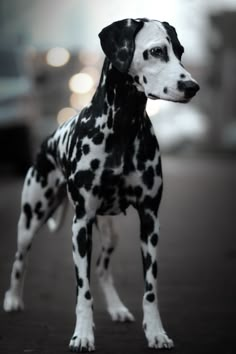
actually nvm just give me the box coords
[129,21,196,102]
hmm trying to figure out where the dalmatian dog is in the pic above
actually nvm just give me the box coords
[3,18,199,352]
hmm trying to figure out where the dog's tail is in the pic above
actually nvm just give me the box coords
[47,199,68,232]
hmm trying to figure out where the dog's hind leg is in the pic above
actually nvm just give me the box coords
[3,166,65,312]
[96,215,134,322]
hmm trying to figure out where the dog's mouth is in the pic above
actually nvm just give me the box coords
[148,92,191,104]
[148,93,160,100]
[177,97,192,104]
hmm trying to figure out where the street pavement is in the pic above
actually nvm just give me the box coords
[0,156,235,354]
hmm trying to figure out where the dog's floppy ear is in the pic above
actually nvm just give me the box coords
[99,19,144,73]
[162,22,184,60]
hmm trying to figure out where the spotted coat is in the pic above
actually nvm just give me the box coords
[3,17,199,353]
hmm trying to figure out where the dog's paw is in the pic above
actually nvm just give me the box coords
[108,306,135,322]
[146,330,174,349]
[69,333,95,352]
[3,290,24,312]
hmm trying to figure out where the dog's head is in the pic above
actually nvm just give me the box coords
[99,18,199,103]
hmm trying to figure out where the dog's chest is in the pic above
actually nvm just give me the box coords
[47,97,162,215]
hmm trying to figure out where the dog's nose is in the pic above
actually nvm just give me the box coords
[178,80,200,99]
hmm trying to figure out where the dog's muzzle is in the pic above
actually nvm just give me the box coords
[178,80,200,99]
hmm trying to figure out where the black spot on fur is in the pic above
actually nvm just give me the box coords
[143,75,147,84]
[34,141,55,185]
[23,203,32,229]
[145,281,153,292]
[145,253,152,271]
[146,293,155,302]
[134,186,143,199]
[83,144,90,155]
[35,201,44,220]
[107,88,114,105]
[143,50,149,60]
[74,170,95,191]
[140,212,155,242]
[62,131,68,144]
[180,73,186,79]
[143,323,147,331]
[142,189,163,217]
[68,179,79,201]
[15,271,20,279]
[45,188,53,199]
[142,166,154,189]
[85,291,91,300]
[104,101,108,114]
[152,261,158,278]
[151,233,158,247]
[163,87,168,94]
[78,278,83,288]
[156,157,162,176]
[75,265,79,282]
[105,134,114,154]
[91,159,100,170]
[162,45,169,62]
[77,227,87,258]
[107,108,113,129]
[93,132,104,145]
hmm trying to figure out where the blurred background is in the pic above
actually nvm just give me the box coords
[0,1,235,353]
[0,0,236,171]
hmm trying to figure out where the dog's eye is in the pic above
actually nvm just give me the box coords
[150,47,163,58]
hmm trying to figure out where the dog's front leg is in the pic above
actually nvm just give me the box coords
[138,209,174,349]
[69,215,95,352]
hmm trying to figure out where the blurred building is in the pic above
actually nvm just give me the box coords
[205,11,236,152]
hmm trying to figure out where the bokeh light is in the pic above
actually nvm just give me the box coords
[70,90,95,110]
[57,107,76,125]
[46,47,70,67]
[80,66,100,86]
[79,50,101,66]
[69,73,94,94]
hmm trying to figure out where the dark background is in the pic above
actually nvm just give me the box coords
[0,1,235,353]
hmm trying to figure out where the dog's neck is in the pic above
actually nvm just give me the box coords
[89,59,149,164]
[91,59,147,146]
[92,58,147,121]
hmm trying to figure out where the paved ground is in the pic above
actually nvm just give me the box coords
[0,156,235,354]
